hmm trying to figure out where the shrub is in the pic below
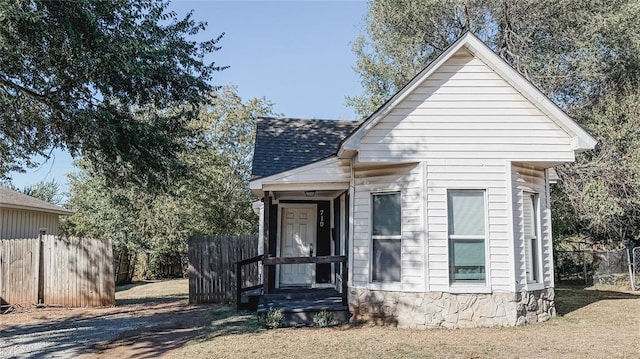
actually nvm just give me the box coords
[312,310,334,327]
[264,307,284,329]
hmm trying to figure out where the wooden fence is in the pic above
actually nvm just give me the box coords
[0,235,115,309]
[188,234,259,304]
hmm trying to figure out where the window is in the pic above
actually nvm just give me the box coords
[524,193,540,283]
[372,192,401,282]
[448,190,486,284]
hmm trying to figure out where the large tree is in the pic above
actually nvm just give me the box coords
[348,0,640,117]
[350,0,640,247]
[0,0,225,190]
[65,87,275,279]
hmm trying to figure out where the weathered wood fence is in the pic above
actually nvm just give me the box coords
[188,234,259,304]
[0,235,115,309]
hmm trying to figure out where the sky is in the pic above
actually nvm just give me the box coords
[9,0,368,195]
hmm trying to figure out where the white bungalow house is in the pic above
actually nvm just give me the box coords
[0,186,73,239]
[249,32,595,328]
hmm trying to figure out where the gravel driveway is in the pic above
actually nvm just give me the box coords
[0,279,210,359]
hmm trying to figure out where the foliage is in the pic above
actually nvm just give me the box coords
[312,310,334,327]
[264,307,284,329]
[351,0,640,247]
[0,0,226,191]
[349,0,640,117]
[64,87,275,279]
[554,85,640,247]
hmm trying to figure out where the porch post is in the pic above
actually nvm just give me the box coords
[263,192,271,294]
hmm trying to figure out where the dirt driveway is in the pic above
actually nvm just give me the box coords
[0,279,211,359]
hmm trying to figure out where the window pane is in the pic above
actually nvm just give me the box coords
[372,193,401,236]
[372,238,401,282]
[523,194,536,238]
[448,191,485,236]
[450,239,485,282]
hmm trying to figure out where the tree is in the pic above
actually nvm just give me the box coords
[65,87,276,279]
[0,0,226,190]
[348,0,640,117]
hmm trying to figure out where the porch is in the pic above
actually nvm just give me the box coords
[240,183,352,325]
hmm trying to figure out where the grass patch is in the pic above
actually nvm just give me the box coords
[199,307,262,340]
[170,286,640,359]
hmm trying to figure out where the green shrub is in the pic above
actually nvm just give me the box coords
[264,307,284,329]
[312,310,334,327]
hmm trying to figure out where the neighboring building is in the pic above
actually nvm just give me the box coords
[249,32,596,328]
[0,186,73,239]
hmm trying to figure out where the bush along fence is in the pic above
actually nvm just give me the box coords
[0,235,115,311]
[554,247,637,287]
[188,234,259,304]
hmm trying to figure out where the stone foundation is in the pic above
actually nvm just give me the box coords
[348,287,555,328]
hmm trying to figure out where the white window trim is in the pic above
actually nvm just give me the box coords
[524,192,544,288]
[369,191,402,287]
[446,189,491,292]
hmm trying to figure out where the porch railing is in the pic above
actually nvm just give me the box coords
[262,255,348,306]
[235,254,264,310]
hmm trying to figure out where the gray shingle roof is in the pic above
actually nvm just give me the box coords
[0,186,73,215]
[252,117,361,178]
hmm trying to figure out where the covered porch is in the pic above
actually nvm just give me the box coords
[248,172,352,324]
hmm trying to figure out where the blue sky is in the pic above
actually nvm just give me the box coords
[9,0,368,194]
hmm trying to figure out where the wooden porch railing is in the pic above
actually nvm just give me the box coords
[262,255,348,306]
[235,254,263,310]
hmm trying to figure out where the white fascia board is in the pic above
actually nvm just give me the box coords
[262,182,349,192]
[249,156,346,190]
[462,35,597,152]
[338,33,473,158]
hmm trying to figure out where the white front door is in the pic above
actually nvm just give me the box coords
[279,205,316,286]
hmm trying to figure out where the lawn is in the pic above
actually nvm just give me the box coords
[169,286,640,359]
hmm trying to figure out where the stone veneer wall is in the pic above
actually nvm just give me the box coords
[348,287,555,328]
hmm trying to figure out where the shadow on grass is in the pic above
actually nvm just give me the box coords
[197,306,263,341]
[555,285,639,316]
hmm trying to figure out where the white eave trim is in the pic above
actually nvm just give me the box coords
[249,156,348,191]
[338,32,597,156]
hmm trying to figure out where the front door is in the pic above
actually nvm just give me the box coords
[279,205,316,287]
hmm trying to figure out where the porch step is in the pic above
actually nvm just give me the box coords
[257,290,350,326]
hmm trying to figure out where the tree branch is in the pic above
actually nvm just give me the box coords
[0,77,48,102]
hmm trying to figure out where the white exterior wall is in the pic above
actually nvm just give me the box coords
[358,49,574,165]
[352,48,574,293]
[351,163,425,292]
[0,208,61,239]
[511,163,554,290]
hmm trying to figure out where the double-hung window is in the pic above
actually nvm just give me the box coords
[524,193,540,283]
[448,190,486,284]
[371,192,401,282]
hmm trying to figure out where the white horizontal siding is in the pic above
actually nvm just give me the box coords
[358,49,575,164]
[0,208,60,239]
[511,163,553,290]
[351,163,425,291]
[425,159,512,292]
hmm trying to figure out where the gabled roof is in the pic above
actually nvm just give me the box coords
[252,117,360,178]
[0,186,73,215]
[339,32,597,157]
